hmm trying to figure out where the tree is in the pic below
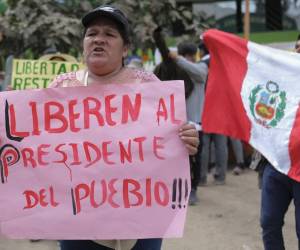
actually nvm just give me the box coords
[0,0,6,14]
[265,0,283,30]
[0,0,198,66]
[236,0,243,33]
[0,0,83,61]
[103,0,198,50]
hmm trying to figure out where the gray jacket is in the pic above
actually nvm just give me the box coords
[175,56,208,124]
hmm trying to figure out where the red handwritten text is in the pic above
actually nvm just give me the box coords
[9,94,142,137]
[73,178,169,214]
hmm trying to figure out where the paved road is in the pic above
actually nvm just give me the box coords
[0,169,297,250]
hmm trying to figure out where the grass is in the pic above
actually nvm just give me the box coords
[166,30,299,46]
[238,30,299,44]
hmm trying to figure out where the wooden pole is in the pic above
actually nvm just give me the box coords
[244,0,250,40]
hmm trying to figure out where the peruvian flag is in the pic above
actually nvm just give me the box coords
[202,29,300,182]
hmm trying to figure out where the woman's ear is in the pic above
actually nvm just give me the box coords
[122,44,129,58]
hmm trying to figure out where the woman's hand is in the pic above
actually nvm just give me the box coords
[179,123,199,155]
[168,51,178,60]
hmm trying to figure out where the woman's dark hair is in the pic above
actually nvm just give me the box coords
[177,42,197,57]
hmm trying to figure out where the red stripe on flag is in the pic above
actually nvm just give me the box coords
[202,29,252,141]
[288,104,300,182]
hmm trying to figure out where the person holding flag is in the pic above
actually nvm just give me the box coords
[201,29,300,250]
[259,35,300,250]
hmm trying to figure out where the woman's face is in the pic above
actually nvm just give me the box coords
[83,17,128,75]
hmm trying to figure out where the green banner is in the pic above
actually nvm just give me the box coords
[12,59,85,90]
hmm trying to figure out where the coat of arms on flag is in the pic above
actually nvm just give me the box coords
[250,81,286,128]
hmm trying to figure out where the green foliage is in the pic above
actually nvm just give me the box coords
[270,91,286,126]
[0,0,82,62]
[0,0,7,14]
[105,0,200,49]
[0,0,203,69]
[249,85,262,118]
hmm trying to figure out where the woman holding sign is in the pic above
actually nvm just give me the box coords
[50,5,199,250]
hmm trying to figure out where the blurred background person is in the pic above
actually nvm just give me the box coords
[169,41,207,205]
[198,40,228,186]
[230,137,246,175]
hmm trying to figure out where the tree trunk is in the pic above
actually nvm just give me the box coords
[256,0,264,14]
[236,0,243,33]
[265,0,283,30]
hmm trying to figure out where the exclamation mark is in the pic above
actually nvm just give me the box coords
[178,178,182,209]
[184,179,188,208]
[71,188,77,215]
[171,179,177,209]
[0,161,4,183]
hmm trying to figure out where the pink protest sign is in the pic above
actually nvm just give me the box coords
[0,81,190,239]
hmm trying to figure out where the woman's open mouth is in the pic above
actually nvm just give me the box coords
[92,47,105,55]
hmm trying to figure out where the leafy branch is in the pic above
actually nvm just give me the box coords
[249,85,262,118]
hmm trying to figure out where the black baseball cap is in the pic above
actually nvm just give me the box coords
[82,5,130,43]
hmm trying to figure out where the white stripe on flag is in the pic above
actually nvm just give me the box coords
[241,41,300,174]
